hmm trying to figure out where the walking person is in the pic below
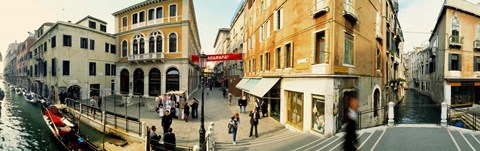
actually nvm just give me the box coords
[162,110,173,134]
[89,96,97,115]
[261,100,268,117]
[238,96,245,113]
[229,113,240,145]
[184,103,190,122]
[344,95,359,151]
[228,92,233,106]
[249,108,260,138]
[179,97,187,120]
[191,98,199,119]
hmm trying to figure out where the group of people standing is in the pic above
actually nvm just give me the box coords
[155,93,199,133]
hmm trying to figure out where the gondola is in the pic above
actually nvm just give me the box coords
[15,88,22,95]
[24,92,35,103]
[41,103,99,151]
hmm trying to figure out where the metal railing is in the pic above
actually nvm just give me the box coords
[394,104,441,125]
[357,106,388,130]
[128,52,164,62]
[448,107,480,131]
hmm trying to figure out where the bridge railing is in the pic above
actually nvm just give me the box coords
[357,105,388,130]
[448,107,480,131]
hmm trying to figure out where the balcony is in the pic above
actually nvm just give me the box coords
[449,36,463,48]
[128,52,165,63]
[475,40,480,50]
[343,0,358,23]
[34,53,43,61]
[311,0,330,18]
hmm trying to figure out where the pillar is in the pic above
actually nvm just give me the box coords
[144,75,149,97]
[129,75,134,96]
[441,101,447,127]
[388,102,395,126]
[161,74,166,95]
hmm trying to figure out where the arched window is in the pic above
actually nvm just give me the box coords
[133,39,138,55]
[157,36,163,53]
[452,17,460,37]
[140,38,145,54]
[149,37,155,53]
[122,41,128,57]
[169,33,177,53]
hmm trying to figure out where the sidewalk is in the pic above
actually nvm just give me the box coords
[76,87,284,147]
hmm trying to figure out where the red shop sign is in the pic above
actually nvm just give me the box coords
[191,53,243,62]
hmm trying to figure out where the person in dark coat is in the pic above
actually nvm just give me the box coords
[163,128,176,150]
[238,96,247,113]
[191,98,199,118]
[184,103,190,122]
[249,108,260,138]
[261,100,268,117]
[149,126,162,150]
[162,110,173,134]
[344,95,359,151]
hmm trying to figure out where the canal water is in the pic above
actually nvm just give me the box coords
[394,90,441,124]
[0,83,104,150]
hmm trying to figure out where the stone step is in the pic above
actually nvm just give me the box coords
[359,130,384,150]
[328,132,369,151]
[302,136,340,151]
[216,129,301,148]
[450,131,475,151]
[463,133,480,150]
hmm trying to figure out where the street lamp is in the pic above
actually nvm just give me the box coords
[199,52,208,148]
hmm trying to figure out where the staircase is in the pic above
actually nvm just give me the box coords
[448,128,480,150]
[216,128,303,150]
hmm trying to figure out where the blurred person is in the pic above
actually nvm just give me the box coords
[344,94,359,151]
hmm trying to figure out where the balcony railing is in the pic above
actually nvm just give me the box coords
[128,52,164,62]
[311,0,330,18]
[475,40,480,50]
[449,36,463,47]
[343,0,358,23]
[34,53,43,61]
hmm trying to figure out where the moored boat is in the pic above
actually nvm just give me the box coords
[24,92,35,103]
[15,88,22,95]
[0,89,4,100]
[41,104,99,151]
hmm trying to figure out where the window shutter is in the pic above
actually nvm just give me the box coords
[475,56,477,71]
[448,54,452,70]
[459,54,462,71]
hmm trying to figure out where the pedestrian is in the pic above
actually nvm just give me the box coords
[163,128,176,150]
[191,98,199,119]
[261,100,268,117]
[249,107,260,138]
[162,110,173,134]
[149,126,162,149]
[229,113,240,145]
[222,88,227,98]
[344,94,359,151]
[209,83,213,91]
[254,100,260,112]
[238,96,247,113]
[179,97,187,119]
[97,95,102,110]
[228,92,233,106]
[184,102,190,122]
[89,96,97,115]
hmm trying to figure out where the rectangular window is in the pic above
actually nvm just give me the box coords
[260,55,263,71]
[133,13,138,24]
[157,7,163,19]
[105,64,111,76]
[312,94,325,134]
[475,56,480,71]
[122,17,128,27]
[89,62,96,76]
[51,36,56,48]
[63,35,72,47]
[105,43,110,53]
[139,11,145,22]
[80,38,88,49]
[63,61,70,75]
[52,58,56,76]
[286,43,293,68]
[276,47,281,69]
[266,19,271,38]
[344,33,354,65]
[266,52,270,71]
[170,5,177,17]
[449,54,461,71]
[315,31,326,64]
[148,9,155,20]
[90,39,95,50]
[100,25,107,32]
[111,45,116,54]
[260,25,264,41]
[376,49,381,70]
[89,21,96,29]
[274,8,283,31]
[43,61,47,77]
[44,42,47,52]
[111,65,116,76]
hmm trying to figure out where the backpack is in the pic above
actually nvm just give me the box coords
[227,119,234,134]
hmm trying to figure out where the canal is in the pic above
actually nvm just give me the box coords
[0,83,104,150]
[394,90,441,124]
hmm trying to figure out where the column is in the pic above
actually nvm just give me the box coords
[161,74,167,95]
[129,75,134,96]
[144,75,149,97]
[115,72,121,95]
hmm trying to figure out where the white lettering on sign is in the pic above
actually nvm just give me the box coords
[297,58,308,64]
[208,55,229,60]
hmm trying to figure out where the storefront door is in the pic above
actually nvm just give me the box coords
[286,91,304,130]
[312,94,325,134]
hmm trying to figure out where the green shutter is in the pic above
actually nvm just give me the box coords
[459,54,462,71]
[475,56,478,71]
[449,54,452,70]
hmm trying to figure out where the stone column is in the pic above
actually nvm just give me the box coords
[161,74,167,95]
[441,101,447,127]
[144,75,149,97]
[129,75,134,96]
[388,102,395,126]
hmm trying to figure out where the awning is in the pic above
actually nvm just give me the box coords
[236,78,249,89]
[249,78,280,98]
[242,78,261,92]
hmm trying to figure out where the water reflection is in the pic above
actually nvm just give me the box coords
[394,90,441,124]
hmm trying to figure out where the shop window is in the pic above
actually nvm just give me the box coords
[312,95,325,134]
[286,90,304,130]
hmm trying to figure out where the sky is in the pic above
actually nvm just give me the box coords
[0,0,242,58]
[398,0,480,52]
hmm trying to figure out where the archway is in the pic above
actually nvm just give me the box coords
[149,68,161,96]
[133,68,144,95]
[67,85,81,100]
[166,68,180,92]
[120,69,129,94]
